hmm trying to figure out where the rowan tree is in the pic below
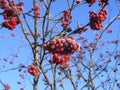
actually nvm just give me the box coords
[0,0,120,90]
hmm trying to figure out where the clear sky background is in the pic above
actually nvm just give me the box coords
[0,0,120,90]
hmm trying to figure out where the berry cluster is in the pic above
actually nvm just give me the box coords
[2,17,21,30]
[43,36,80,55]
[50,53,70,64]
[62,10,72,28]
[86,0,96,6]
[32,4,40,18]
[49,53,70,69]
[0,0,23,30]
[43,36,80,68]
[0,0,7,9]
[89,9,107,30]
[28,64,40,76]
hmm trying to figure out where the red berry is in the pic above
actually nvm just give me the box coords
[107,30,112,33]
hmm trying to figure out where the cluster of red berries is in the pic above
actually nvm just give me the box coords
[62,10,72,28]
[89,9,107,30]
[32,4,40,18]
[43,36,80,55]
[0,0,23,30]
[2,17,21,30]
[0,0,7,9]
[28,64,41,76]
[86,0,96,6]
[43,36,80,68]
[50,53,70,69]
[50,53,70,64]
